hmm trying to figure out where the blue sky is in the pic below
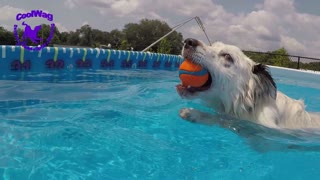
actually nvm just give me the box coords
[1,0,320,58]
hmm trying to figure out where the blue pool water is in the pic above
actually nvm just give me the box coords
[0,68,320,180]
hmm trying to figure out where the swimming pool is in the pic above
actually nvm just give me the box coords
[0,66,319,180]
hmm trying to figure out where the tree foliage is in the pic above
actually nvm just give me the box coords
[244,48,320,71]
[0,27,16,45]
[157,38,172,54]
[270,48,291,67]
[122,19,183,53]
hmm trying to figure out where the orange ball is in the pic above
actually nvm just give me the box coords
[179,59,209,87]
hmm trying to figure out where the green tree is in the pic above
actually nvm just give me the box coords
[0,26,16,45]
[119,39,130,50]
[78,25,93,47]
[270,48,291,67]
[244,51,273,65]
[157,38,172,54]
[59,32,69,44]
[43,24,61,46]
[66,31,80,46]
[91,29,111,47]
[122,19,183,54]
[300,61,320,71]
[244,48,292,68]
[109,29,123,49]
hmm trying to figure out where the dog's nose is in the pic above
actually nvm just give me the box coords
[184,38,199,49]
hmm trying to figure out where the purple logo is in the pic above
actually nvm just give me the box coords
[165,61,172,68]
[76,59,92,68]
[101,60,115,68]
[138,60,148,68]
[46,59,64,69]
[152,61,161,68]
[121,60,133,68]
[11,60,31,71]
[13,10,55,51]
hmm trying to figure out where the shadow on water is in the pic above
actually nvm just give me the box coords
[222,117,320,153]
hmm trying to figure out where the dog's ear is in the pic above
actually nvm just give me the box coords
[252,64,277,100]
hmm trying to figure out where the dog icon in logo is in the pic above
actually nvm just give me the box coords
[21,21,42,44]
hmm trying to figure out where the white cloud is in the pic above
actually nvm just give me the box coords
[280,35,306,54]
[0,5,25,21]
[110,0,139,16]
[55,22,69,32]
[262,0,295,14]
[82,21,89,26]
[172,0,320,58]
[72,0,140,17]
[64,0,320,57]
[147,12,163,20]
[1,24,11,30]
[64,0,76,9]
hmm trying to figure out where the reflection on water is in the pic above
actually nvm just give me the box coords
[223,116,320,152]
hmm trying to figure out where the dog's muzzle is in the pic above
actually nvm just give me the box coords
[177,38,213,97]
[184,38,201,49]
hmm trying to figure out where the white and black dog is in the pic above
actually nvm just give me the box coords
[177,38,320,130]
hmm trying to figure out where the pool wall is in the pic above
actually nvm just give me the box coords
[1,45,319,81]
[0,45,183,74]
[269,65,320,88]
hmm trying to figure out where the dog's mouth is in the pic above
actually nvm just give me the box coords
[176,64,213,97]
[176,38,213,97]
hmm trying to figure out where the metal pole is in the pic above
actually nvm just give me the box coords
[297,56,300,69]
[195,16,212,46]
[142,17,196,52]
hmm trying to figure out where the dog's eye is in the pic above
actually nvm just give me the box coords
[221,53,234,64]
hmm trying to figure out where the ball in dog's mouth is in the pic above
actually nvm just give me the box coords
[176,71,212,95]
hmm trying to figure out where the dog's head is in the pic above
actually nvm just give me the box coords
[177,38,277,114]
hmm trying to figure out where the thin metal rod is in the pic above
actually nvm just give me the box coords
[142,17,196,52]
[195,16,212,46]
